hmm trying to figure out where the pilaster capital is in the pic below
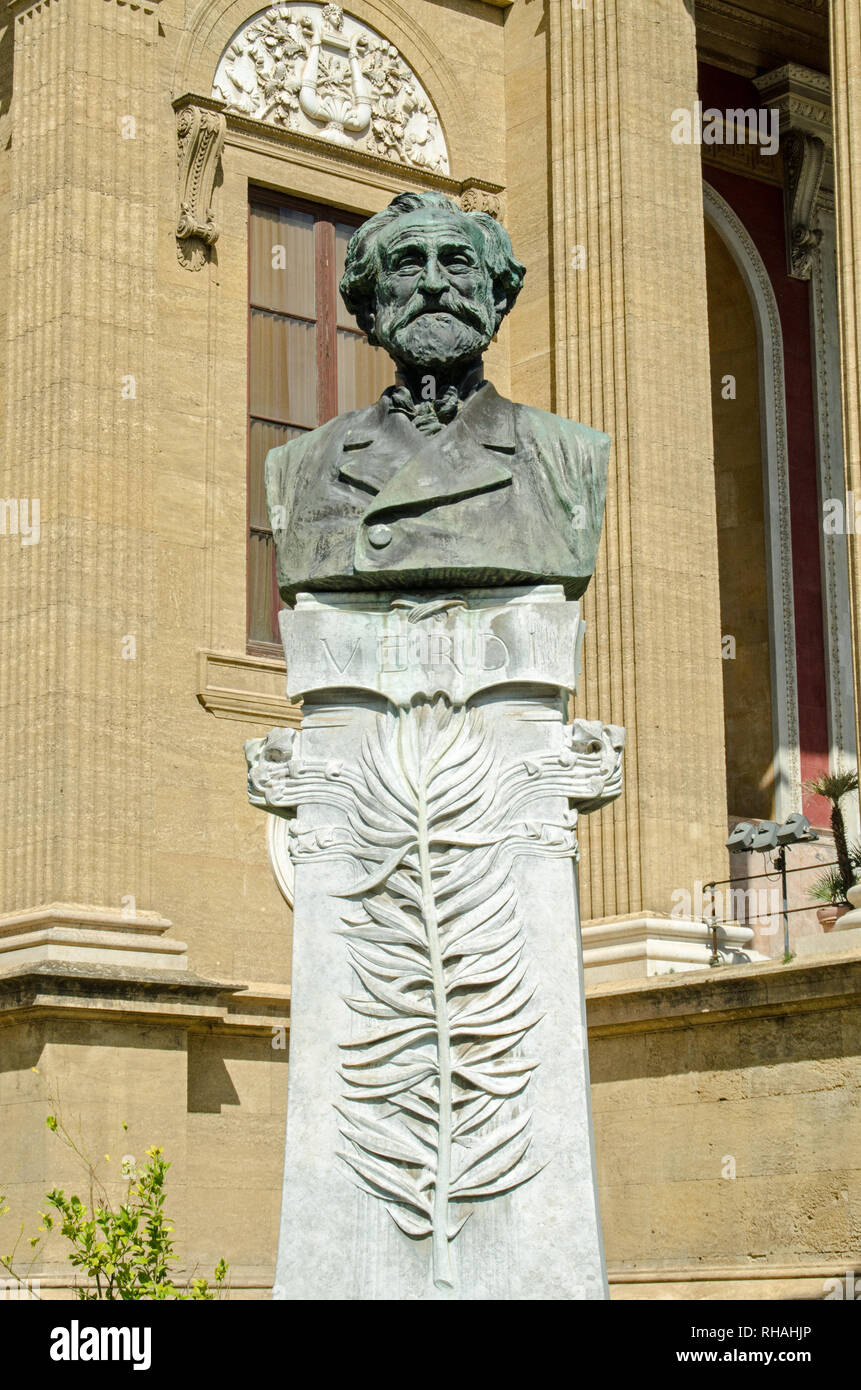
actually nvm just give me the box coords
[754,63,832,143]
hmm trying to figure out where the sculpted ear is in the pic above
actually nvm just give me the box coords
[493,287,512,333]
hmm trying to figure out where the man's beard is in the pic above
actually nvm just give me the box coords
[376,294,495,370]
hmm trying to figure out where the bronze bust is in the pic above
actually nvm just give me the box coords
[265,192,610,603]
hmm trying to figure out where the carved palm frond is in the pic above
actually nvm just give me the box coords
[335,698,548,1291]
[244,691,622,1292]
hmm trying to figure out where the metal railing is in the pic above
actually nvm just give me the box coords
[702,858,841,961]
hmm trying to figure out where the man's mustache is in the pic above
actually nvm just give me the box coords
[391,293,491,333]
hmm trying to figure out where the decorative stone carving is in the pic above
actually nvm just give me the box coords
[212,3,449,174]
[809,208,859,802]
[754,64,832,281]
[266,814,295,906]
[247,586,623,1300]
[565,718,626,810]
[176,104,226,270]
[458,186,503,220]
[781,129,825,279]
[754,62,832,135]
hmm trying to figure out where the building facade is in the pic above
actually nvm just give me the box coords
[0,0,858,1298]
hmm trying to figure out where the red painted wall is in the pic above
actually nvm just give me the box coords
[700,63,831,827]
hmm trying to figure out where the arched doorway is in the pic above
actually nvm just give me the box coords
[703,182,801,823]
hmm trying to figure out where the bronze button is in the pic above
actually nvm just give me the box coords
[367,523,393,549]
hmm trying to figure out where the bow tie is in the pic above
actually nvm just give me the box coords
[388,384,461,436]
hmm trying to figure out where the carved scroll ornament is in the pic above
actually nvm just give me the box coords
[753,64,832,282]
[782,129,825,280]
[176,105,226,271]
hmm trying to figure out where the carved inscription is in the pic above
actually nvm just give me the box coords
[320,629,509,676]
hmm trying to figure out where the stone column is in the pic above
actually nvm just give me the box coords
[547,0,728,933]
[0,0,178,960]
[830,1,861,771]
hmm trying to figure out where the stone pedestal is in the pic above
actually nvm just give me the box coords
[247,586,624,1300]
[582,915,761,982]
[0,904,187,974]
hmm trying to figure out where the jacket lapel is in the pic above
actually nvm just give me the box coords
[337,400,416,496]
[352,383,515,519]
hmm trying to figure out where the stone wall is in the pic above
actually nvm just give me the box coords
[591,953,861,1300]
[1,954,857,1299]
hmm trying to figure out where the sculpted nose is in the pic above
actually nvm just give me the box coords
[419,255,446,296]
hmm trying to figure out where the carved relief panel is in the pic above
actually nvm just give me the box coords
[212,3,449,173]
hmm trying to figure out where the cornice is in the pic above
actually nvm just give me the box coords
[697,0,825,38]
[172,92,505,205]
[197,647,299,725]
[7,0,164,14]
[755,61,830,98]
[696,0,828,73]
[754,62,832,141]
[0,962,290,1035]
[701,142,783,187]
[586,953,861,1036]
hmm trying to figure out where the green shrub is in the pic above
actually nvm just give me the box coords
[2,1084,227,1300]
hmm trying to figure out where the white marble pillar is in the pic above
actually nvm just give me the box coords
[247,586,624,1300]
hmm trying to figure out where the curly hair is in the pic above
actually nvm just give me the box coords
[339,192,526,342]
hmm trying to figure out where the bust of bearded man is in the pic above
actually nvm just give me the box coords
[265,191,610,603]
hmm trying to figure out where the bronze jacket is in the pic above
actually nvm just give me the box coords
[265,382,610,603]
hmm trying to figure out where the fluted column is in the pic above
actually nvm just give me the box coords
[0,0,162,919]
[830,1,861,773]
[548,0,728,921]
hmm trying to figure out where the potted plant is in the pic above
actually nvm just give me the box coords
[806,770,860,929]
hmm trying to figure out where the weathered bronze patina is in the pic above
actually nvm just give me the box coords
[265,192,610,601]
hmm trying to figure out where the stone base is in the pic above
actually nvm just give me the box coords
[0,903,188,974]
[795,925,861,959]
[582,915,765,983]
